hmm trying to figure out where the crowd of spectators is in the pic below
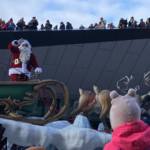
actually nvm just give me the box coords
[0,17,150,31]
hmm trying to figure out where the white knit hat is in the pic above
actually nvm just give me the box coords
[110,89,141,130]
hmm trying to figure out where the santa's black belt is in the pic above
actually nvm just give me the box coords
[13,59,21,65]
[13,59,31,65]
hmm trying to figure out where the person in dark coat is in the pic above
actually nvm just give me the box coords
[66,22,73,29]
[118,18,127,28]
[28,17,38,30]
[138,19,145,27]
[128,17,134,27]
[16,18,25,30]
[53,25,58,29]
[45,20,52,29]
[146,18,150,27]
[59,22,65,29]
[133,20,138,28]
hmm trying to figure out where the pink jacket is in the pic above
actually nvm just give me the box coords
[104,120,150,150]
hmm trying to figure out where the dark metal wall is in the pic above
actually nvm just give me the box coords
[0,28,150,49]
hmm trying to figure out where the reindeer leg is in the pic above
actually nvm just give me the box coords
[99,107,109,131]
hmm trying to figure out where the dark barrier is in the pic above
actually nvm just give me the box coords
[0,28,150,49]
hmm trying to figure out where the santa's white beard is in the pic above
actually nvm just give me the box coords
[19,46,31,63]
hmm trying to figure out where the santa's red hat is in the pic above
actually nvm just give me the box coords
[19,40,32,49]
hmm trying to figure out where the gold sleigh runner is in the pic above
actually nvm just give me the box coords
[0,80,69,125]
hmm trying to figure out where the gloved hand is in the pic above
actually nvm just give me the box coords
[0,124,7,149]
[12,40,19,47]
[35,68,42,74]
[17,38,24,45]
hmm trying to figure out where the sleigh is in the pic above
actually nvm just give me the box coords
[0,79,69,125]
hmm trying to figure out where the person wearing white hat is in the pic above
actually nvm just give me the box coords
[8,38,42,81]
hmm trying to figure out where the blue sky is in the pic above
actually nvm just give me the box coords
[0,0,149,28]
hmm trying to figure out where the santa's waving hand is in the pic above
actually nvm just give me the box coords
[8,39,42,81]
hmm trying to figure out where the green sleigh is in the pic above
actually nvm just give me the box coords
[0,79,69,125]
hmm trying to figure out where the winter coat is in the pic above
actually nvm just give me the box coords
[16,22,24,29]
[104,120,150,150]
[6,21,16,27]
[59,23,65,29]
[146,22,150,27]
[45,23,52,29]
[28,20,38,29]
[118,19,127,28]
[138,22,145,27]
[66,23,73,29]
[8,24,15,30]
[97,20,106,29]
[128,20,134,27]
[0,24,8,30]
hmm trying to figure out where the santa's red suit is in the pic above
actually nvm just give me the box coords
[8,39,42,81]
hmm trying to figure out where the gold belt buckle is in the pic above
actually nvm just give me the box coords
[14,59,19,65]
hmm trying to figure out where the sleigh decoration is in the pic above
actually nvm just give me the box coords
[0,79,69,125]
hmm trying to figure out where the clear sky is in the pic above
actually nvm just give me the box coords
[0,0,149,28]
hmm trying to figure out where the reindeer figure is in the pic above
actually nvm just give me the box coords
[117,75,150,116]
[71,86,111,130]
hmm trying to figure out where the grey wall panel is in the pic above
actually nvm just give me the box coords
[0,49,11,73]
[138,79,150,95]
[81,50,111,89]
[72,44,83,47]
[32,46,49,67]
[54,66,73,84]
[104,40,132,72]
[40,65,58,79]
[44,45,66,65]
[96,71,115,90]
[0,72,5,81]
[75,43,100,69]
[128,39,148,54]
[66,68,87,95]
[108,54,139,91]
[131,39,150,75]
[99,41,116,51]
[59,45,82,67]
[3,74,10,81]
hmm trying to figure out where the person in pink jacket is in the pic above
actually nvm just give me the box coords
[104,89,150,150]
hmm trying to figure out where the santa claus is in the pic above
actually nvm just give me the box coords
[8,39,42,81]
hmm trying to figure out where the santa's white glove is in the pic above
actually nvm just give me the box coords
[12,40,19,47]
[17,38,24,45]
[35,68,42,74]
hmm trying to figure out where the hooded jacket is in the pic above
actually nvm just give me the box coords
[104,120,150,150]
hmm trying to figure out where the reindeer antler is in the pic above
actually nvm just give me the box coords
[135,85,140,92]
[117,75,134,94]
[144,71,150,87]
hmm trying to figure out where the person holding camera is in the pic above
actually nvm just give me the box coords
[16,18,25,30]
[118,18,127,28]
[98,18,106,29]
[28,17,38,30]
